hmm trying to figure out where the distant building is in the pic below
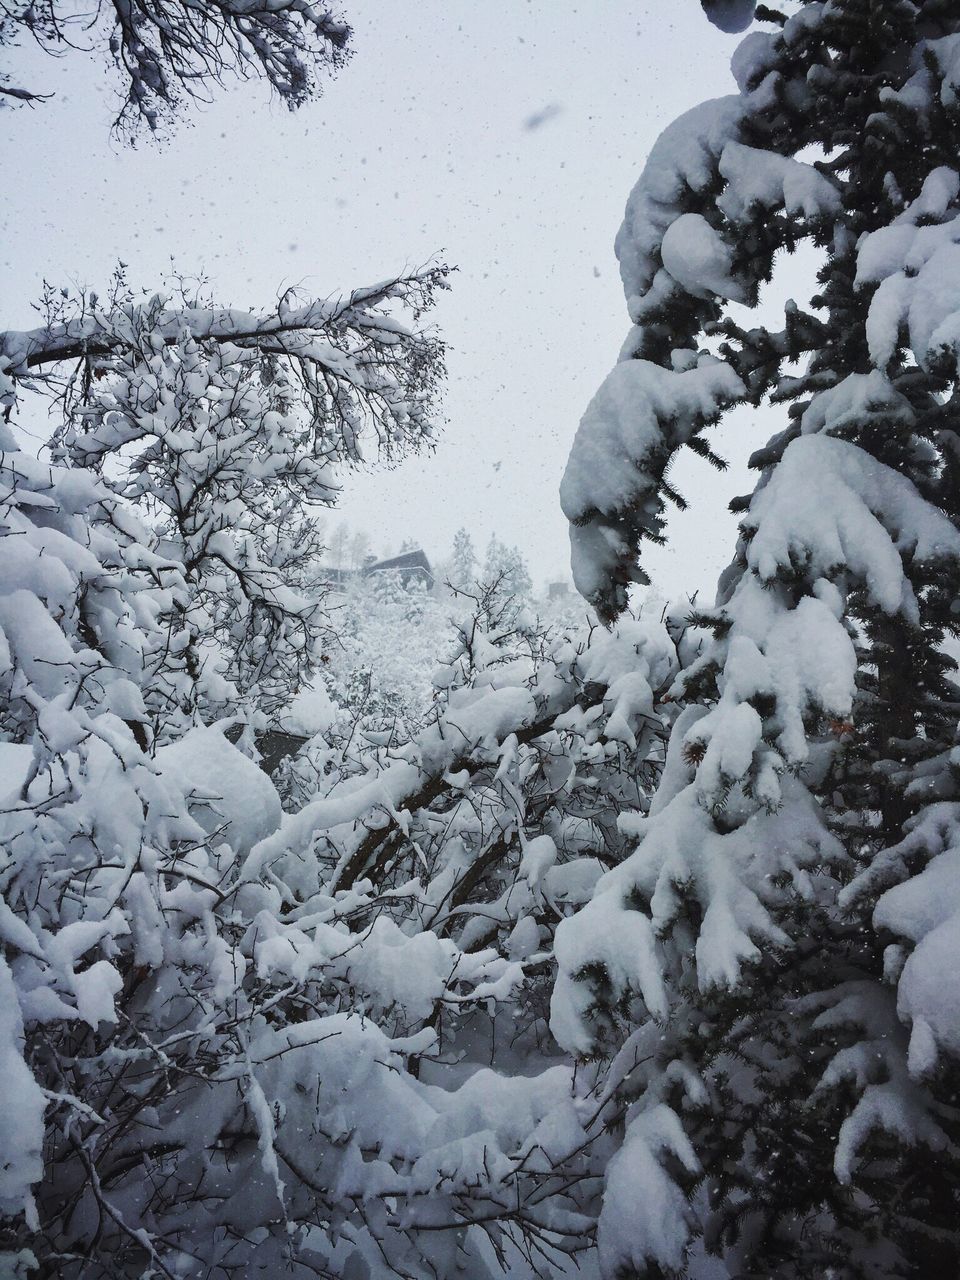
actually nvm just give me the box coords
[363,549,434,590]
[318,548,434,591]
[548,581,570,600]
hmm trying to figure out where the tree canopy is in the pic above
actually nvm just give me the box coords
[0,0,350,131]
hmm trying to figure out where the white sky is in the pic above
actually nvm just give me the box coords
[2,2,776,596]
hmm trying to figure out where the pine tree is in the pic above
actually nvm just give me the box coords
[348,528,372,570]
[555,2,960,1274]
[449,525,479,592]
[483,534,533,615]
[329,519,351,569]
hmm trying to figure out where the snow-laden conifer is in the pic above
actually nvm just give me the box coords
[556,2,960,1273]
[483,535,534,619]
[449,525,480,593]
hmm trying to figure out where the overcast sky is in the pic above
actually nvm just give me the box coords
[2,3,774,595]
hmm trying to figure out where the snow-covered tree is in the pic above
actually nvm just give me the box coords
[3,265,447,734]
[307,568,445,755]
[0,260,550,1279]
[1,0,351,131]
[0,1,689,1275]
[556,2,960,1274]
[483,535,533,617]
[448,525,479,592]
[1,247,676,1280]
[328,518,351,569]
[247,587,678,1201]
[348,527,372,570]
[701,0,757,35]
[0,441,578,1276]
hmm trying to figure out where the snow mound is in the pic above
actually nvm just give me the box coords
[157,725,282,855]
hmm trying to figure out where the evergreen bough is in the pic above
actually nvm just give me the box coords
[556,2,960,1274]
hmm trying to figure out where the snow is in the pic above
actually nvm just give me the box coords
[551,889,666,1055]
[875,848,960,943]
[855,225,919,288]
[931,33,960,107]
[744,433,960,617]
[0,590,77,699]
[798,370,911,437]
[696,697,763,793]
[616,95,745,307]
[648,704,709,816]
[718,142,840,222]
[157,724,282,855]
[252,911,461,1022]
[702,0,756,34]
[660,212,745,301]
[560,356,744,602]
[596,1106,698,1275]
[9,3,960,1273]
[832,1075,948,1186]
[242,757,417,886]
[542,857,604,903]
[726,589,853,766]
[424,1065,576,1161]
[565,519,628,609]
[0,743,32,799]
[518,833,558,889]
[0,957,44,1223]
[72,961,125,1029]
[550,2,960,1271]
[553,774,843,1055]
[875,849,960,1064]
[277,683,337,737]
[852,181,960,370]
[730,31,776,91]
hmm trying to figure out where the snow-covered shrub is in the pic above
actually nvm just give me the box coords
[328,569,446,722]
[481,535,534,621]
[3,268,615,1280]
[236,597,680,1270]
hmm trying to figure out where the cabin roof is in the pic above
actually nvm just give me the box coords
[364,549,432,576]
